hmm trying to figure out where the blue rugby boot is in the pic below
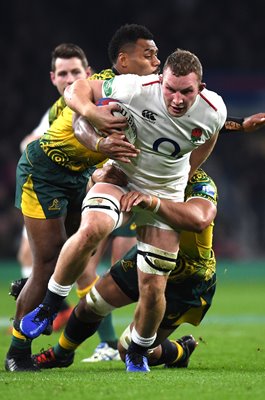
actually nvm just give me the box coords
[125,352,150,372]
[20,304,57,339]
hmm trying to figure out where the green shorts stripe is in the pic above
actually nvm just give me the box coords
[112,219,137,237]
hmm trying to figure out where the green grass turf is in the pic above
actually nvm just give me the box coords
[0,260,265,400]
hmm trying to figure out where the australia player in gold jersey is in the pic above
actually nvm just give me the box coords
[14,43,93,332]
[17,42,92,279]
[30,167,217,370]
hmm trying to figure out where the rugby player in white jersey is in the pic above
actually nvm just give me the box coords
[20,48,227,372]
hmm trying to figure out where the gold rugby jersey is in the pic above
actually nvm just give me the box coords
[40,69,116,172]
[48,96,67,126]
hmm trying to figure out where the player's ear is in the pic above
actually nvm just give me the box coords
[118,52,128,68]
[86,66,93,77]
[199,82,206,91]
[50,71,56,86]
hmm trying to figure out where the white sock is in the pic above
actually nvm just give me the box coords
[48,275,73,297]
[131,326,157,348]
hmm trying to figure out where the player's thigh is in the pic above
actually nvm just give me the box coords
[137,268,168,296]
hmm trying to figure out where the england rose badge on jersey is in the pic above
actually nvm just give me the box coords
[191,128,203,143]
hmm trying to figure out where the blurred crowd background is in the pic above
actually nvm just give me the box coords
[1,0,265,260]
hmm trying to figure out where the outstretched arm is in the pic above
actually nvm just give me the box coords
[220,113,265,134]
[242,113,265,132]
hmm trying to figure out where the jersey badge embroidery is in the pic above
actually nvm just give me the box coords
[191,128,203,142]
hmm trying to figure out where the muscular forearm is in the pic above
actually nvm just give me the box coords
[156,198,216,232]
[73,113,104,152]
[64,79,98,119]
[220,113,265,134]
[120,191,216,233]
[65,78,128,137]
[220,116,244,134]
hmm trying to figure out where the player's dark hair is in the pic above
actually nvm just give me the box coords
[108,24,154,64]
[164,49,203,81]
[51,43,89,71]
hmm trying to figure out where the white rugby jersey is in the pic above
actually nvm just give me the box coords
[102,74,227,200]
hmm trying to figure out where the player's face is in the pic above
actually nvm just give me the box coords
[50,57,91,95]
[161,67,202,117]
[123,39,160,76]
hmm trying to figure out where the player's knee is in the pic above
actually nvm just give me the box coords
[77,223,105,252]
[139,282,165,309]
[82,192,123,231]
[32,233,66,268]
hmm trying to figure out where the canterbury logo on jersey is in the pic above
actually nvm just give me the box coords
[142,109,157,123]
[48,199,61,211]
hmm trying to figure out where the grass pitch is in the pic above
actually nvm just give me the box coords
[0,260,265,400]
